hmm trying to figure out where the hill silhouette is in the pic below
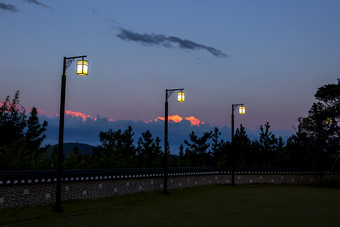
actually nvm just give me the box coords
[50,142,95,157]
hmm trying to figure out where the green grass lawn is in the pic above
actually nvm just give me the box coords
[1,184,340,226]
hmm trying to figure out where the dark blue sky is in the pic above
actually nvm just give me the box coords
[1,0,339,135]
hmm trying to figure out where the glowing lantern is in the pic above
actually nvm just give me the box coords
[177,91,185,102]
[77,60,88,75]
[239,106,245,115]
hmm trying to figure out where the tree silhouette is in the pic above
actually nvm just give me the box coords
[297,79,340,170]
[0,91,49,170]
[233,125,252,167]
[98,127,137,168]
[184,131,213,167]
[256,122,284,167]
[137,130,162,167]
[24,107,48,169]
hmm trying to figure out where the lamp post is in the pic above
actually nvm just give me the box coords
[53,56,88,212]
[163,89,185,194]
[231,103,245,186]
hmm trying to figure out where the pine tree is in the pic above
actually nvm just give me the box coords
[295,79,340,169]
[179,144,185,166]
[120,126,136,167]
[24,106,48,169]
[211,127,224,166]
[99,129,122,168]
[257,122,283,167]
[233,125,251,167]
[137,130,155,167]
[184,131,212,167]
[0,91,48,170]
[0,91,26,170]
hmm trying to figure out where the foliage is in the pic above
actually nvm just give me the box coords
[284,128,316,168]
[211,127,229,167]
[233,125,252,167]
[24,106,49,169]
[97,127,136,168]
[2,79,339,170]
[80,127,164,169]
[297,78,340,170]
[0,91,48,170]
[256,122,284,167]
[183,130,213,167]
[137,130,163,168]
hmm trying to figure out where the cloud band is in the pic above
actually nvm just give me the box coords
[116,27,228,58]
[0,3,19,12]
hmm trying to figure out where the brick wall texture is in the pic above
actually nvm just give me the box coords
[0,173,321,209]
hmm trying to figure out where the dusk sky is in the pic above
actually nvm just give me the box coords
[1,0,340,147]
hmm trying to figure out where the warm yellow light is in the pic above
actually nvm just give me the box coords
[239,106,245,115]
[177,91,185,102]
[77,60,88,75]
[326,118,332,124]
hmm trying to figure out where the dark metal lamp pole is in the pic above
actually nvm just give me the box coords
[231,103,245,186]
[53,55,88,212]
[163,88,184,194]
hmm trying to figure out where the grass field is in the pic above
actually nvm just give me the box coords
[1,184,340,226]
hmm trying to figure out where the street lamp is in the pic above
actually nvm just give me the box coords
[231,103,245,186]
[53,55,88,212]
[239,106,245,115]
[163,88,185,194]
[76,58,89,75]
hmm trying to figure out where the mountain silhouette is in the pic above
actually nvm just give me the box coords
[49,142,95,157]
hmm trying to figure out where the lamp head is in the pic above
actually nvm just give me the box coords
[177,91,185,102]
[239,105,245,115]
[77,59,88,76]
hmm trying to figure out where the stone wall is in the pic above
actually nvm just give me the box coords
[0,173,320,209]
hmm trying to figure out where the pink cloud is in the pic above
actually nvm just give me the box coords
[185,116,205,126]
[146,115,204,126]
[152,115,183,123]
[65,110,93,121]
[0,100,56,117]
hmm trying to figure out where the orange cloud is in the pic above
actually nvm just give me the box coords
[64,110,116,122]
[185,116,205,126]
[35,107,56,118]
[146,115,204,126]
[2,101,203,126]
[144,119,153,123]
[154,117,164,122]
[1,101,117,122]
[169,115,183,123]
[65,110,93,121]
[153,115,183,123]
[0,101,56,118]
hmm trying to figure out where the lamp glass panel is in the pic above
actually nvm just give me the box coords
[239,106,245,115]
[177,92,185,102]
[77,60,88,75]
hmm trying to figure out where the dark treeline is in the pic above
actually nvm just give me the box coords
[1,79,339,171]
